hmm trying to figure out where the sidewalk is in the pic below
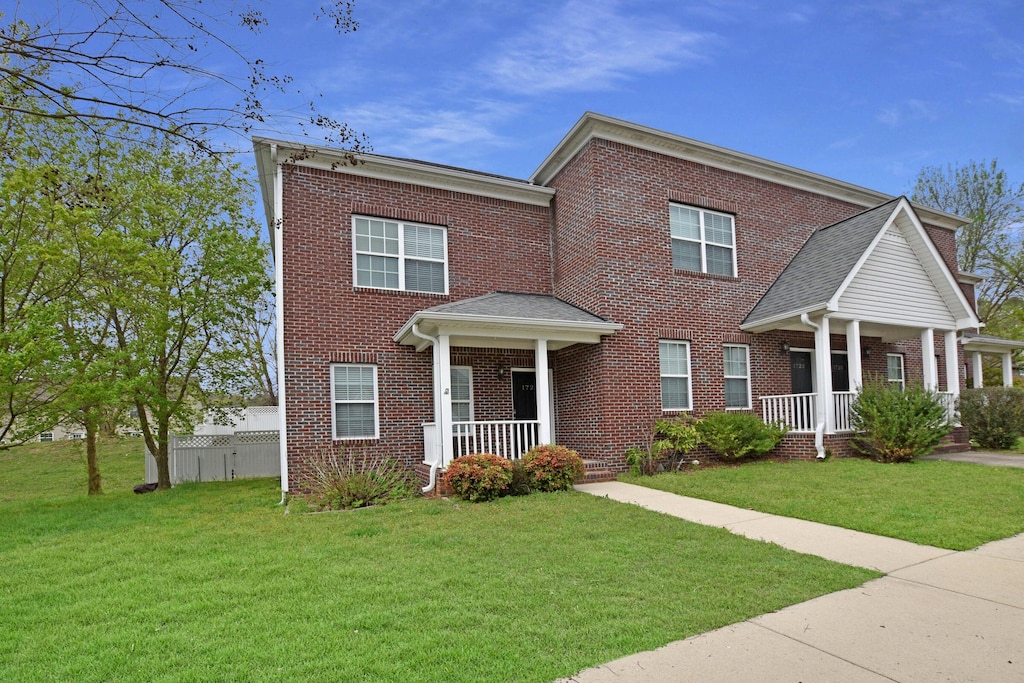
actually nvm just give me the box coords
[560,481,1024,682]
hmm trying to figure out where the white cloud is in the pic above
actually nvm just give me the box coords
[876,99,936,128]
[479,0,713,95]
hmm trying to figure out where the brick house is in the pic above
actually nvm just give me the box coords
[255,112,1011,494]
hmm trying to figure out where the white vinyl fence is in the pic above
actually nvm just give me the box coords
[145,430,280,485]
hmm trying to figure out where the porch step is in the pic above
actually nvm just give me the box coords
[578,459,618,484]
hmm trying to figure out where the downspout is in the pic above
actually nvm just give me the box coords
[800,313,827,460]
[271,143,291,504]
[409,323,442,493]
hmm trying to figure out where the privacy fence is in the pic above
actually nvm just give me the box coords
[144,431,281,485]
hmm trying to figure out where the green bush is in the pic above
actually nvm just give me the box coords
[306,446,416,510]
[850,381,952,462]
[443,453,513,502]
[507,459,532,496]
[626,415,700,475]
[696,412,787,460]
[958,387,1024,449]
[523,444,584,491]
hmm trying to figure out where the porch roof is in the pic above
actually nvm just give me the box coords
[741,197,980,338]
[960,331,1024,354]
[394,292,622,351]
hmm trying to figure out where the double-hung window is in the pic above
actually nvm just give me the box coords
[660,341,692,411]
[887,353,905,391]
[332,364,379,439]
[670,204,736,276]
[724,344,751,409]
[450,367,473,423]
[353,216,448,294]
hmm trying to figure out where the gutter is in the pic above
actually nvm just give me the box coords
[409,323,442,493]
[800,314,827,460]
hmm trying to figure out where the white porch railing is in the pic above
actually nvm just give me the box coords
[423,420,541,468]
[832,391,856,432]
[761,393,816,432]
[936,391,958,425]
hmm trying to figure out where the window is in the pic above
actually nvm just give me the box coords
[724,345,751,409]
[887,353,905,391]
[331,364,379,439]
[353,216,447,294]
[660,341,692,410]
[670,204,736,277]
[450,367,473,423]
[39,432,53,442]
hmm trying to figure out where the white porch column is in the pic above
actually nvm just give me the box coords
[438,334,454,467]
[535,338,552,444]
[972,351,984,388]
[814,316,834,433]
[846,319,863,391]
[1003,353,1014,387]
[944,330,959,398]
[921,328,937,391]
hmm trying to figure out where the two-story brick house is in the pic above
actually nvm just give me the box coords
[255,112,993,494]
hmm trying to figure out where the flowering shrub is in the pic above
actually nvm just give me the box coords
[443,453,513,502]
[523,444,584,491]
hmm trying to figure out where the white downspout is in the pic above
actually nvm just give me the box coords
[410,323,442,493]
[801,314,827,460]
[271,143,290,505]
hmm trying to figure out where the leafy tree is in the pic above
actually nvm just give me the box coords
[911,160,1024,330]
[0,1,367,153]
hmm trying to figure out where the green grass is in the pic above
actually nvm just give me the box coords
[0,437,146,502]
[623,458,1024,550]
[0,442,876,682]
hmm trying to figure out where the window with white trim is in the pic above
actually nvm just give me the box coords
[353,216,448,294]
[660,340,692,410]
[670,204,736,277]
[724,344,751,409]
[450,367,473,423]
[887,353,905,391]
[331,364,379,439]
[39,432,53,442]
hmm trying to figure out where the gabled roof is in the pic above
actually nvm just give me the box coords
[742,197,980,335]
[394,292,622,351]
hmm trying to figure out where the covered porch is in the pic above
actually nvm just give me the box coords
[741,197,980,450]
[394,293,621,471]
[960,331,1024,389]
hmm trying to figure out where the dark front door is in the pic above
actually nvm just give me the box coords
[511,370,537,421]
[831,353,850,392]
[791,351,813,394]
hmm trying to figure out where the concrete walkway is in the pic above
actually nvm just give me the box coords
[922,449,1024,468]
[561,481,1024,683]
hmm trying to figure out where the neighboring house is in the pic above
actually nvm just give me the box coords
[254,112,1018,493]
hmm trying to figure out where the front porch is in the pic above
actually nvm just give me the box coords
[761,389,958,434]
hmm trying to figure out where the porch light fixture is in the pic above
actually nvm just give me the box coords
[781,340,790,354]
[862,347,872,358]
[497,367,506,379]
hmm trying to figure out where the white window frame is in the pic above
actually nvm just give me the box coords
[669,204,737,277]
[659,340,693,411]
[887,353,905,391]
[450,366,474,424]
[723,344,752,410]
[39,432,53,442]
[352,216,449,294]
[331,364,380,440]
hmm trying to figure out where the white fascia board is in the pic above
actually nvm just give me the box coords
[530,114,964,231]
[394,311,622,346]
[957,271,984,285]
[739,303,831,332]
[252,139,279,258]
[253,136,554,208]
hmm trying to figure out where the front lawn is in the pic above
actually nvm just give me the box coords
[622,458,1024,550]
[0,443,876,682]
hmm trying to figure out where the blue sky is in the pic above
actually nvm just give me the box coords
[14,0,1024,197]
[237,0,1024,197]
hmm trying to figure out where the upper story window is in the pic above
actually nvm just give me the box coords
[669,204,736,277]
[352,217,448,294]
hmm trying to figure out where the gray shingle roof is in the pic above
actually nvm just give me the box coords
[743,198,903,327]
[422,292,609,324]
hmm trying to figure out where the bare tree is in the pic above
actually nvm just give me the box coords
[0,1,368,153]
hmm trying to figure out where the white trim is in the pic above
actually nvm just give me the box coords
[723,343,751,410]
[352,216,449,295]
[330,363,380,440]
[659,340,693,411]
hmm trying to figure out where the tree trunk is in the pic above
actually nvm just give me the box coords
[85,420,103,495]
[156,420,171,489]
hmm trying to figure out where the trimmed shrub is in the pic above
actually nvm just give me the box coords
[507,459,532,496]
[696,412,787,460]
[306,446,416,510]
[958,387,1024,449]
[523,444,584,491]
[850,381,952,462]
[443,453,513,502]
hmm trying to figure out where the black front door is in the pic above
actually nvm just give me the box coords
[831,353,850,392]
[791,351,813,394]
[511,370,537,421]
